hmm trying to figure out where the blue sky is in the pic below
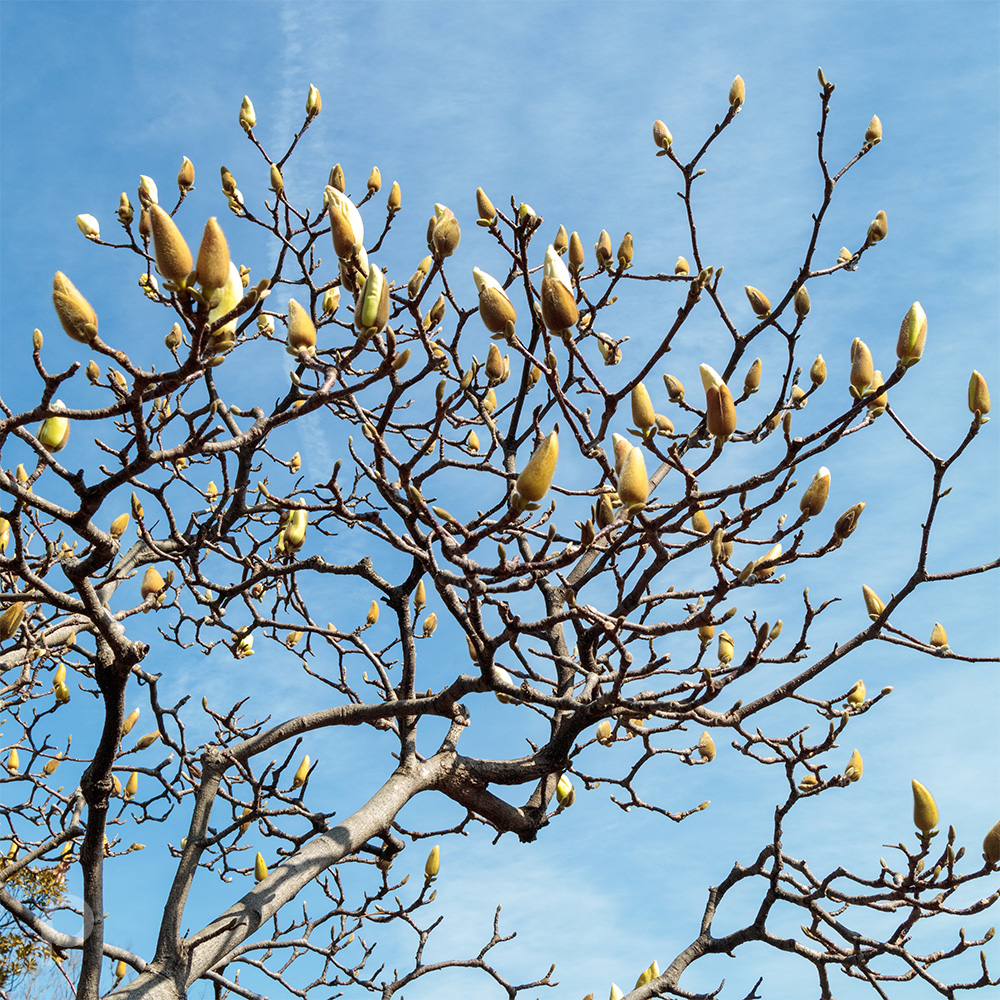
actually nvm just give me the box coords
[1,2,998,998]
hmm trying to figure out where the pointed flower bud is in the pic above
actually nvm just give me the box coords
[553,225,568,253]
[594,229,613,270]
[663,374,685,402]
[52,271,98,343]
[810,355,827,386]
[476,187,496,224]
[239,95,256,132]
[254,852,268,882]
[674,255,690,276]
[38,401,70,453]
[365,601,379,626]
[691,508,711,534]
[306,83,322,116]
[124,771,139,800]
[799,467,831,518]
[150,205,193,284]
[845,749,863,782]
[617,232,633,269]
[865,114,882,145]
[540,245,579,331]
[631,382,656,432]
[744,358,762,394]
[912,779,939,835]
[894,301,928,370]
[729,75,745,109]
[122,708,140,735]
[862,584,885,621]
[425,845,440,878]
[473,267,517,333]
[968,370,990,421]
[849,338,874,398]
[0,602,25,642]
[282,509,308,551]
[698,731,716,761]
[354,264,390,334]
[118,192,134,226]
[367,166,382,194]
[138,175,158,208]
[555,774,575,806]
[718,630,734,664]
[744,285,771,318]
[207,262,243,341]
[430,203,461,258]
[596,720,613,745]
[110,513,130,538]
[141,567,166,602]
[791,284,811,318]
[516,430,559,504]
[324,186,365,258]
[568,231,585,271]
[866,370,887,417]
[422,612,438,637]
[653,119,673,150]
[195,217,230,290]
[387,180,402,211]
[76,214,100,239]
[929,622,948,648]
[617,446,649,512]
[177,156,195,192]
[834,501,865,542]
[705,381,737,440]
[983,820,1000,865]
[286,298,317,356]
[292,755,310,788]
[867,210,888,244]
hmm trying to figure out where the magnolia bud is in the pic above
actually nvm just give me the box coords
[134,730,160,751]
[195,217,230,290]
[698,731,716,761]
[896,302,926,369]
[122,708,140,736]
[912,779,939,835]
[706,382,737,440]
[306,83,322,116]
[149,205,193,284]
[699,623,715,644]
[663,374,685,402]
[968,370,990,421]
[744,285,771,318]
[862,585,885,621]
[798,773,819,792]
[414,579,427,612]
[0,517,8,554]
[793,285,811,317]
[540,245,579,331]
[568,231,585,271]
[124,771,138,800]
[631,382,656,431]
[367,166,382,194]
[867,370,887,417]
[929,622,948,649]
[672,256,691,277]
[717,631,734,664]
[141,567,166,602]
[486,343,505,384]
[475,187,496,224]
[845,749,863,782]
[138,175,158,208]
[553,224,568,253]
[430,203,461,258]
[653,119,673,149]
[865,114,882,145]
[834,501,865,541]
[729,75,745,108]
[516,430,559,504]
[691,509,711,535]
[269,163,284,195]
[292,755,310,788]
[76,213,100,240]
[0,602,25,642]
[744,358,762,394]
[473,267,517,333]
[594,229,613,270]
[118,192,134,226]
[354,264,390,334]
[38,401,70,453]
[596,720,613,745]
[983,820,1000,865]
[52,271,98,344]
[422,612,438,637]
[174,157,195,194]
[425,845,440,878]
[239,95,256,132]
[555,774,575,806]
[849,338,874,398]
[799,467,831,518]
[867,210,888,244]
[286,298,317,356]
[617,446,649,512]
[810,355,827,385]
[617,232,633,269]
[254,852,268,882]
[325,186,364,257]
[387,180,402,211]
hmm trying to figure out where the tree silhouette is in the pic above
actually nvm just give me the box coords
[1,72,997,1000]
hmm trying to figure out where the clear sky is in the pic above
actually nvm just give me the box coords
[1,2,998,998]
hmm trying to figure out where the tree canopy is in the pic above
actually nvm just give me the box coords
[1,65,998,1000]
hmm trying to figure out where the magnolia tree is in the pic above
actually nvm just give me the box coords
[0,72,998,1000]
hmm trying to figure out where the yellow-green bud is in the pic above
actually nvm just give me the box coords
[867,210,888,244]
[617,446,649,512]
[653,119,673,149]
[149,204,193,284]
[617,232,633,269]
[865,114,882,145]
[76,213,100,239]
[540,245,579,331]
[896,302,927,368]
[929,622,948,649]
[138,174,158,208]
[0,602,26,642]
[425,845,440,878]
[594,229,613,270]
[286,298,317,356]
[968,370,990,421]
[195,217,230,290]
[254,852,268,882]
[799,467,831,518]
[387,180,402,211]
[430,203,461,258]
[366,600,379,626]
[691,509,711,535]
[867,370,887,417]
[845,749,863,782]
[52,271,98,344]
[473,267,517,333]
[38,401,70,453]
[810,354,827,386]
[983,820,1000,865]
[553,224,568,253]
[325,186,364,257]
[596,720,613,745]
[475,187,496,223]
[141,567,166,602]
[177,156,195,192]
[555,774,574,806]
[516,430,559,504]
[698,731,716,761]
[422,612,438,637]
[305,83,322,116]
[744,285,771,318]
[631,382,656,431]
[354,264,390,334]
[292,755,310,788]
[663,374,685,402]
[912,779,939,835]
[862,584,885,621]
[367,166,381,194]
[717,630,734,664]
[744,358,762,394]
[849,338,874,398]
[322,287,341,314]
[794,284,811,317]
[118,192,134,226]
[729,75,745,109]
[239,95,256,132]
[674,256,690,276]
[568,231,585,272]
